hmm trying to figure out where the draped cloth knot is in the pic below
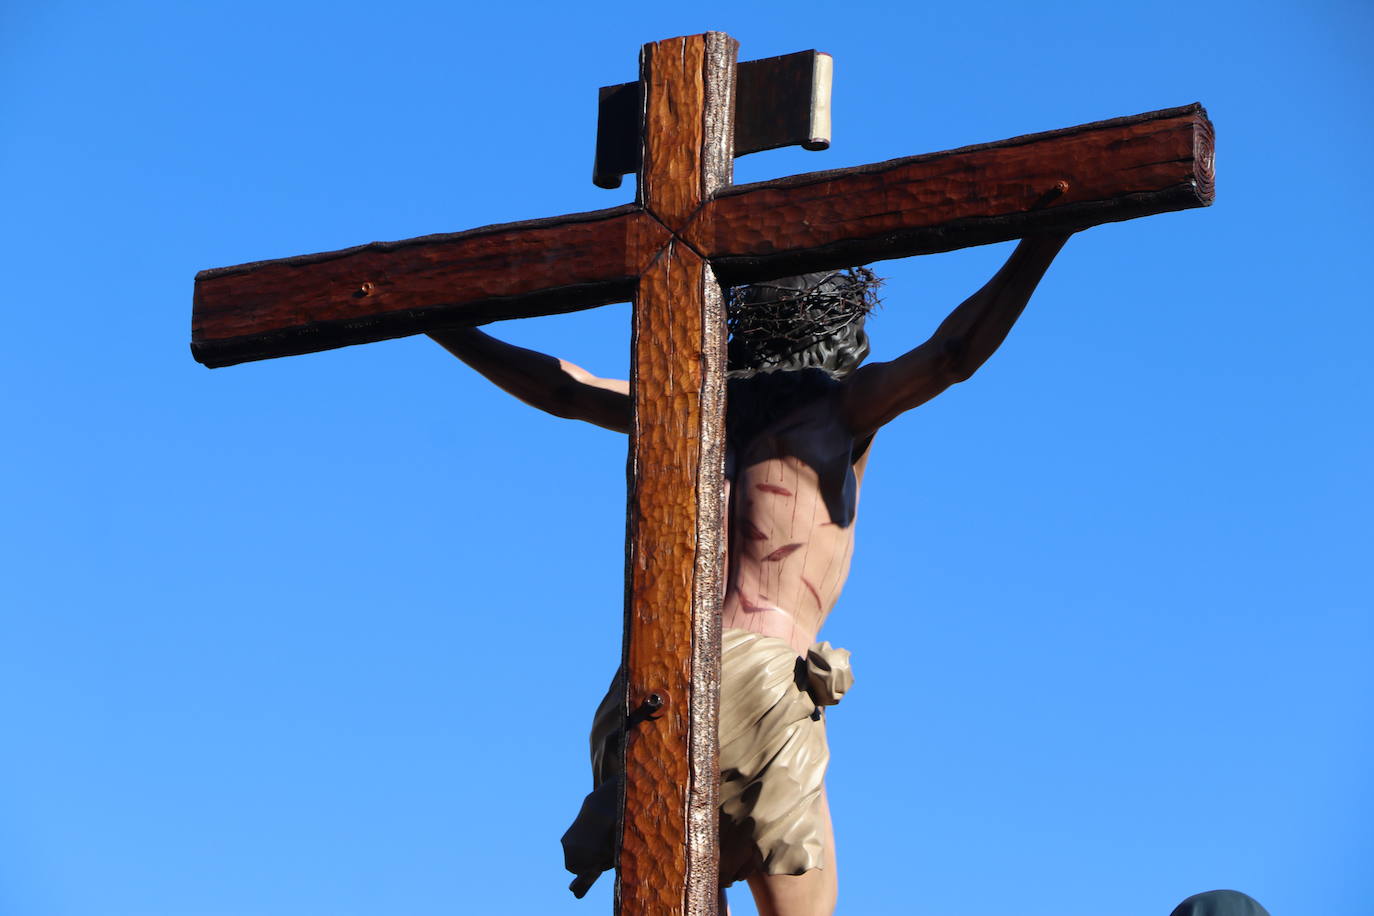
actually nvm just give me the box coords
[804,641,853,708]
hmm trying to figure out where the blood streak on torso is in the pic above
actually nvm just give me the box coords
[721,380,871,656]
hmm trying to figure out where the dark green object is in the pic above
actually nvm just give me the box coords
[1171,890,1272,916]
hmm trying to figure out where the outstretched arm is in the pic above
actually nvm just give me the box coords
[841,233,1071,437]
[428,327,630,434]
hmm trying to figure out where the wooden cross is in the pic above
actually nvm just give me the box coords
[191,31,1213,916]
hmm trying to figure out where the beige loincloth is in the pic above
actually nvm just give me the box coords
[561,628,854,895]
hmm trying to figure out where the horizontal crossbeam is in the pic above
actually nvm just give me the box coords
[690,103,1214,283]
[191,206,670,368]
[191,104,1212,369]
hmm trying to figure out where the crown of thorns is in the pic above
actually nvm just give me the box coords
[726,267,883,358]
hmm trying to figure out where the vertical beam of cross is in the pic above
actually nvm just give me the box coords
[619,32,736,916]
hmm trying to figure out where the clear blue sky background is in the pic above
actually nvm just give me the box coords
[3,2,1370,914]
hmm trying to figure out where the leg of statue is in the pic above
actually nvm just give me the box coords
[744,787,838,916]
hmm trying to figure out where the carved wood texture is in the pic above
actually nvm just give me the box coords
[685,37,733,916]
[619,32,733,916]
[690,103,1215,283]
[191,103,1212,369]
[191,207,669,367]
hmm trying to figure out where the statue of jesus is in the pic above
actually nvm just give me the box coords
[430,231,1072,916]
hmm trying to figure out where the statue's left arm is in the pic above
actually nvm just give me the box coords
[841,233,1071,437]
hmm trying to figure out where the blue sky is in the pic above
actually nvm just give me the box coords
[2,2,1370,914]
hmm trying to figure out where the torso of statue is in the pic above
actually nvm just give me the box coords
[722,371,872,656]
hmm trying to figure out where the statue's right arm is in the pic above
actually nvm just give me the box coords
[839,233,1070,436]
[428,328,630,434]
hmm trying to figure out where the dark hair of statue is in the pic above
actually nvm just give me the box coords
[725,267,883,380]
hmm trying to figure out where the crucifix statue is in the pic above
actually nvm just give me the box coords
[191,31,1213,916]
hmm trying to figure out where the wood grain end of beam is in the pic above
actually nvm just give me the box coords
[1191,104,1216,207]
